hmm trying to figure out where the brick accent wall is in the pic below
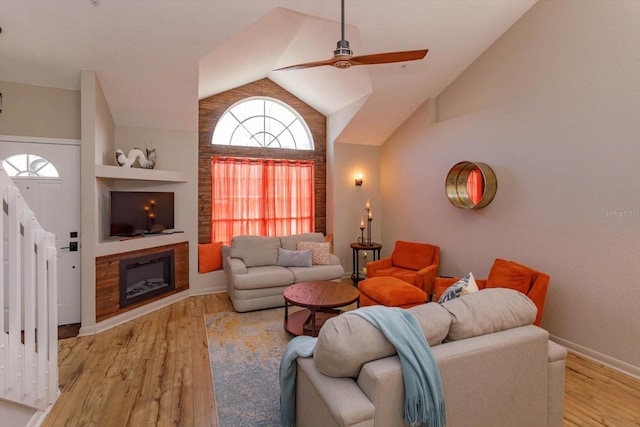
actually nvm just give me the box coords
[198,78,327,243]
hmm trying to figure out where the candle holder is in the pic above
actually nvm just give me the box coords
[357,205,373,245]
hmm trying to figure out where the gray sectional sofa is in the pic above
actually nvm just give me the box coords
[226,233,344,312]
[295,288,567,427]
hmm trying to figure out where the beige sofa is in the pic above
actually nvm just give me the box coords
[294,289,567,427]
[226,233,344,312]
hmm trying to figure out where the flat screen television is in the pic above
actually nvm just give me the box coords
[109,191,175,237]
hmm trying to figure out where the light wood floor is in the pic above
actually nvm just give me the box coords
[43,292,640,427]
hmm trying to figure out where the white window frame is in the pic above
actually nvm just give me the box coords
[2,153,60,178]
[211,97,314,150]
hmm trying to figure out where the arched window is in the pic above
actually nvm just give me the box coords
[2,154,60,177]
[212,97,314,150]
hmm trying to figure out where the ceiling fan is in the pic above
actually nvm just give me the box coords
[273,0,428,71]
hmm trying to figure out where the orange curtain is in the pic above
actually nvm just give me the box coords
[467,168,483,205]
[210,156,314,244]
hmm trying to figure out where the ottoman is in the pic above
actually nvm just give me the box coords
[358,276,428,309]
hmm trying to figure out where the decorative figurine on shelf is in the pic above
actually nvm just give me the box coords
[115,148,157,169]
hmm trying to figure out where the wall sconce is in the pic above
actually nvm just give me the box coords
[355,173,364,186]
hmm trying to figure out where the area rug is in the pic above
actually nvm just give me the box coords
[204,308,294,427]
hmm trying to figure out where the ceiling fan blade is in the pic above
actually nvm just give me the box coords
[349,49,428,66]
[273,0,428,71]
[273,56,344,71]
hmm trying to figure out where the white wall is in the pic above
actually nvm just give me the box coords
[0,80,80,139]
[381,0,640,377]
[80,70,115,329]
[114,125,206,294]
[332,142,382,276]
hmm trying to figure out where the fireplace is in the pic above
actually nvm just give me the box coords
[119,250,175,308]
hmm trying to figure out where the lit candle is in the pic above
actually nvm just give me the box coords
[365,199,370,209]
[368,210,372,219]
[360,217,365,229]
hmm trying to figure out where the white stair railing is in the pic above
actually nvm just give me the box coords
[0,166,59,411]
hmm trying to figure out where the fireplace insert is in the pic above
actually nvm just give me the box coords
[119,250,175,307]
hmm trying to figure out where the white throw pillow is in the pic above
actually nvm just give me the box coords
[437,272,478,303]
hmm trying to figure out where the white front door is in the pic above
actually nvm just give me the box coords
[0,137,81,325]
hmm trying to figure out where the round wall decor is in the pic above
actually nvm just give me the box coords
[445,161,497,209]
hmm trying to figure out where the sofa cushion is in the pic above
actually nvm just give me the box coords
[368,266,423,287]
[441,288,537,342]
[358,277,428,307]
[391,241,436,271]
[198,241,223,273]
[314,303,451,378]
[280,232,326,251]
[437,272,479,303]
[297,241,331,265]
[277,247,312,267]
[287,263,344,283]
[230,235,281,267]
[486,259,532,294]
[232,265,295,290]
[408,303,453,343]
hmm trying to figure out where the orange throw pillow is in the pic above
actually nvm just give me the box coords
[486,259,531,294]
[198,242,223,273]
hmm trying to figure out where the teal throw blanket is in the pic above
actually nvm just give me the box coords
[279,335,317,427]
[351,306,446,427]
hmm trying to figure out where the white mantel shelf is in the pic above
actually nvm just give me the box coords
[96,233,188,257]
[95,164,188,182]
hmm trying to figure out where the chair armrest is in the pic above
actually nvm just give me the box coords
[365,257,393,277]
[226,257,247,295]
[357,356,405,426]
[434,276,459,300]
[415,264,439,296]
[226,257,247,274]
[526,274,550,326]
[329,253,342,265]
[297,357,375,426]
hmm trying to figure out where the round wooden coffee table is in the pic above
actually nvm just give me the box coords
[283,281,360,337]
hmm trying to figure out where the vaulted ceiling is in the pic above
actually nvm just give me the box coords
[0,0,537,145]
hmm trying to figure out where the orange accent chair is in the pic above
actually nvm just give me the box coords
[365,240,440,296]
[434,259,550,326]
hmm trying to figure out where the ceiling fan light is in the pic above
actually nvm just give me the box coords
[334,39,353,58]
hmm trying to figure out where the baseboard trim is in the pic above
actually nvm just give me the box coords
[550,334,640,380]
[79,290,190,336]
[189,285,227,296]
